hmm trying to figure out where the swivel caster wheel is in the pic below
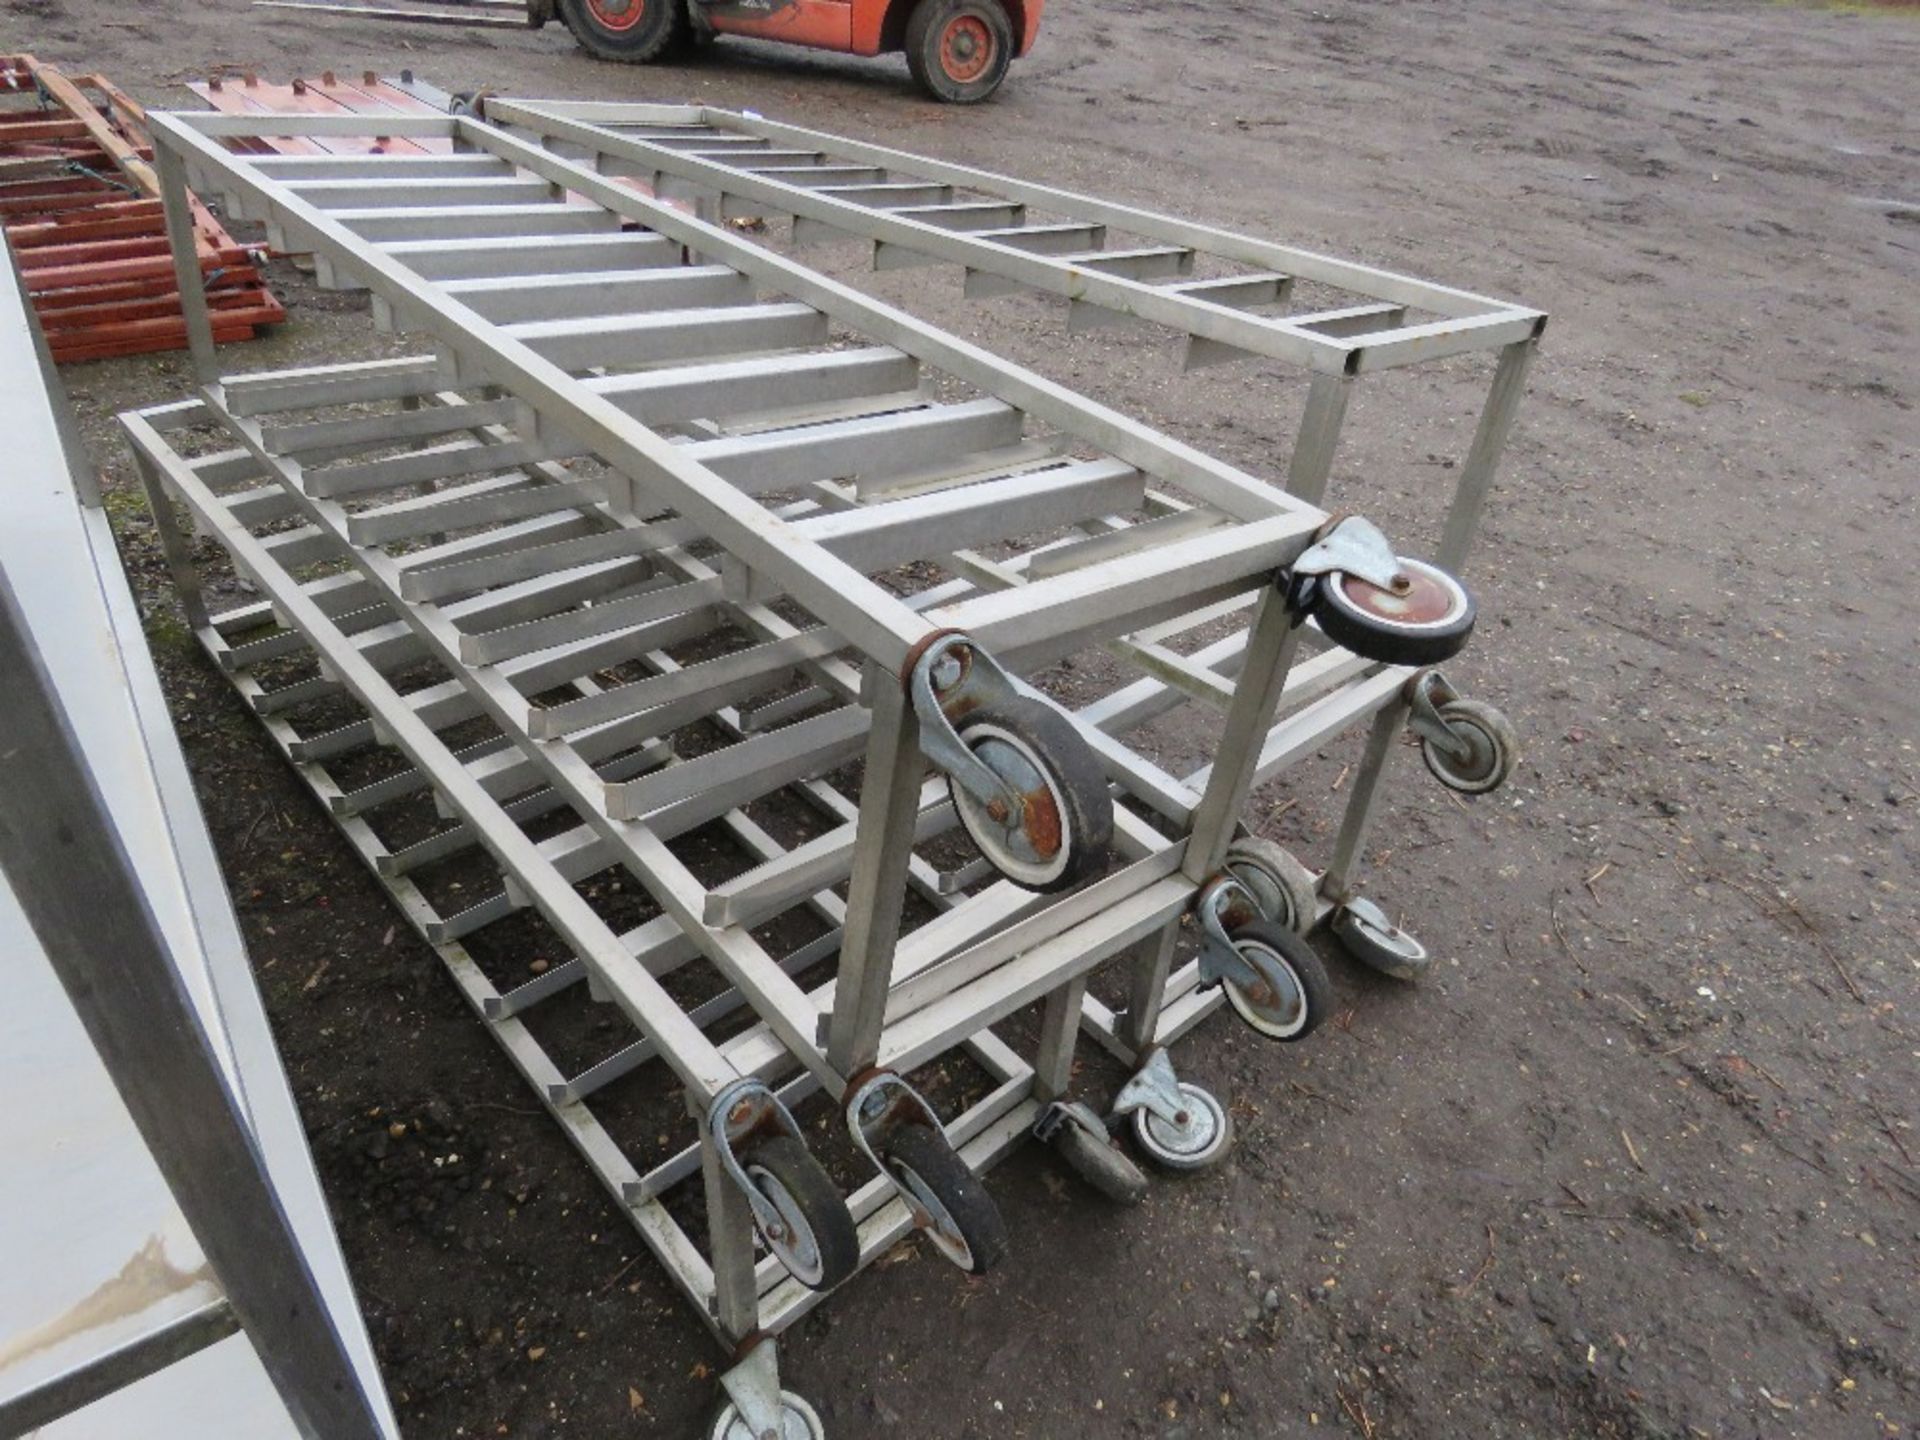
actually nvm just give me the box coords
[1333,896,1432,981]
[878,1124,1008,1275]
[1219,919,1334,1041]
[739,1137,862,1291]
[708,1392,824,1440]
[1112,1048,1234,1172]
[911,634,1114,894]
[1420,698,1519,795]
[1036,1101,1149,1205]
[1132,1085,1232,1171]
[1223,836,1318,936]
[946,695,1112,893]
[712,1081,859,1292]
[712,1343,824,1440]
[1284,517,1476,667]
[1309,556,1476,667]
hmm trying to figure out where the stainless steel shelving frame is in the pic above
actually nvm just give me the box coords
[478,98,1545,1061]
[123,100,1528,1422]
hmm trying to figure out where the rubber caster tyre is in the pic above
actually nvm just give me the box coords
[1421,698,1519,795]
[1131,1082,1234,1171]
[708,1392,824,1440]
[905,0,1014,103]
[1222,919,1333,1042]
[1223,837,1318,936]
[1332,897,1431,981]
[947,696,1112,893]
[741,1136,860,1291]
[559,0,684,62]
[1053,1118,1150,1205]
[1312,556,1475,667]
[881,1124,1008,1275]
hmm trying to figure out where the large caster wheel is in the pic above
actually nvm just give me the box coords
[1312,556,1475,667]
[1223,837,1318,936]
[880,1124,1008,1275]
[947,696,1112,894]
[708,1392,824,1440]
[1221,919,1333,1041]
[741,1136,860,1291]
[1053,1115,1150,1206]
[1130,1083,1234,1172]
[1421,698,1519,795]
[1332,897,1432,981]
[904,0,1013,104]
[559,0,684,62]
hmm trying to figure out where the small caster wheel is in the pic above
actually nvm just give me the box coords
[1223,837,1318,936]
[1130,1082,1234,1172]
[1332,897,1431,981]
[879,1124,1008,1275]
[708,1392,825,1440]
[947,695,1112,893]
[1221,919,1333,1041]
[1050,1111,1150,1205]
[1421,698,1519,795]
[740,1136,860,1291]
[1311,556,1476,667]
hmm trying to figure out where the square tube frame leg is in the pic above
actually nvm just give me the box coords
[826,671,925,1078]
[131,446,212,631]
[1286,372,1354,506]
[1122,926,1180,1055]
[1438,338,1536,573]
[1321,697,1409,903]
[155,144,219,387]
[695,1092,761,1344]
[1182,587,1305,883]
[1033,974,1089,1102]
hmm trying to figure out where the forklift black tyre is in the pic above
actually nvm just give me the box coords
[906,0,1014,104]
[559,0,684,62]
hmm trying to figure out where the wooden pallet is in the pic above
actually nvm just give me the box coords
[1,56,284,363]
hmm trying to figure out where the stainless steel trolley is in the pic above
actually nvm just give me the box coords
[123,101,1528,1436]
[440,92,1546,1061]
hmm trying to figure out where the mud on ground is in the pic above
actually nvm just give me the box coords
[6,0,1917,1436]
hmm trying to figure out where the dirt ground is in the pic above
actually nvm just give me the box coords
[8,0,1918,1436]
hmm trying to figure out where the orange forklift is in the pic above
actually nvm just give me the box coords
[529,0,1043,103]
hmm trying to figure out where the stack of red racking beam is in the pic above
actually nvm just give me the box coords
[2,56,284,363]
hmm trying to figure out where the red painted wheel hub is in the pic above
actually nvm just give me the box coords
[940,14,995,83]
[586,0,646,31]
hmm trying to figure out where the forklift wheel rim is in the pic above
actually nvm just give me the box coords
[941,14,996,83]
[586,0,646,31]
